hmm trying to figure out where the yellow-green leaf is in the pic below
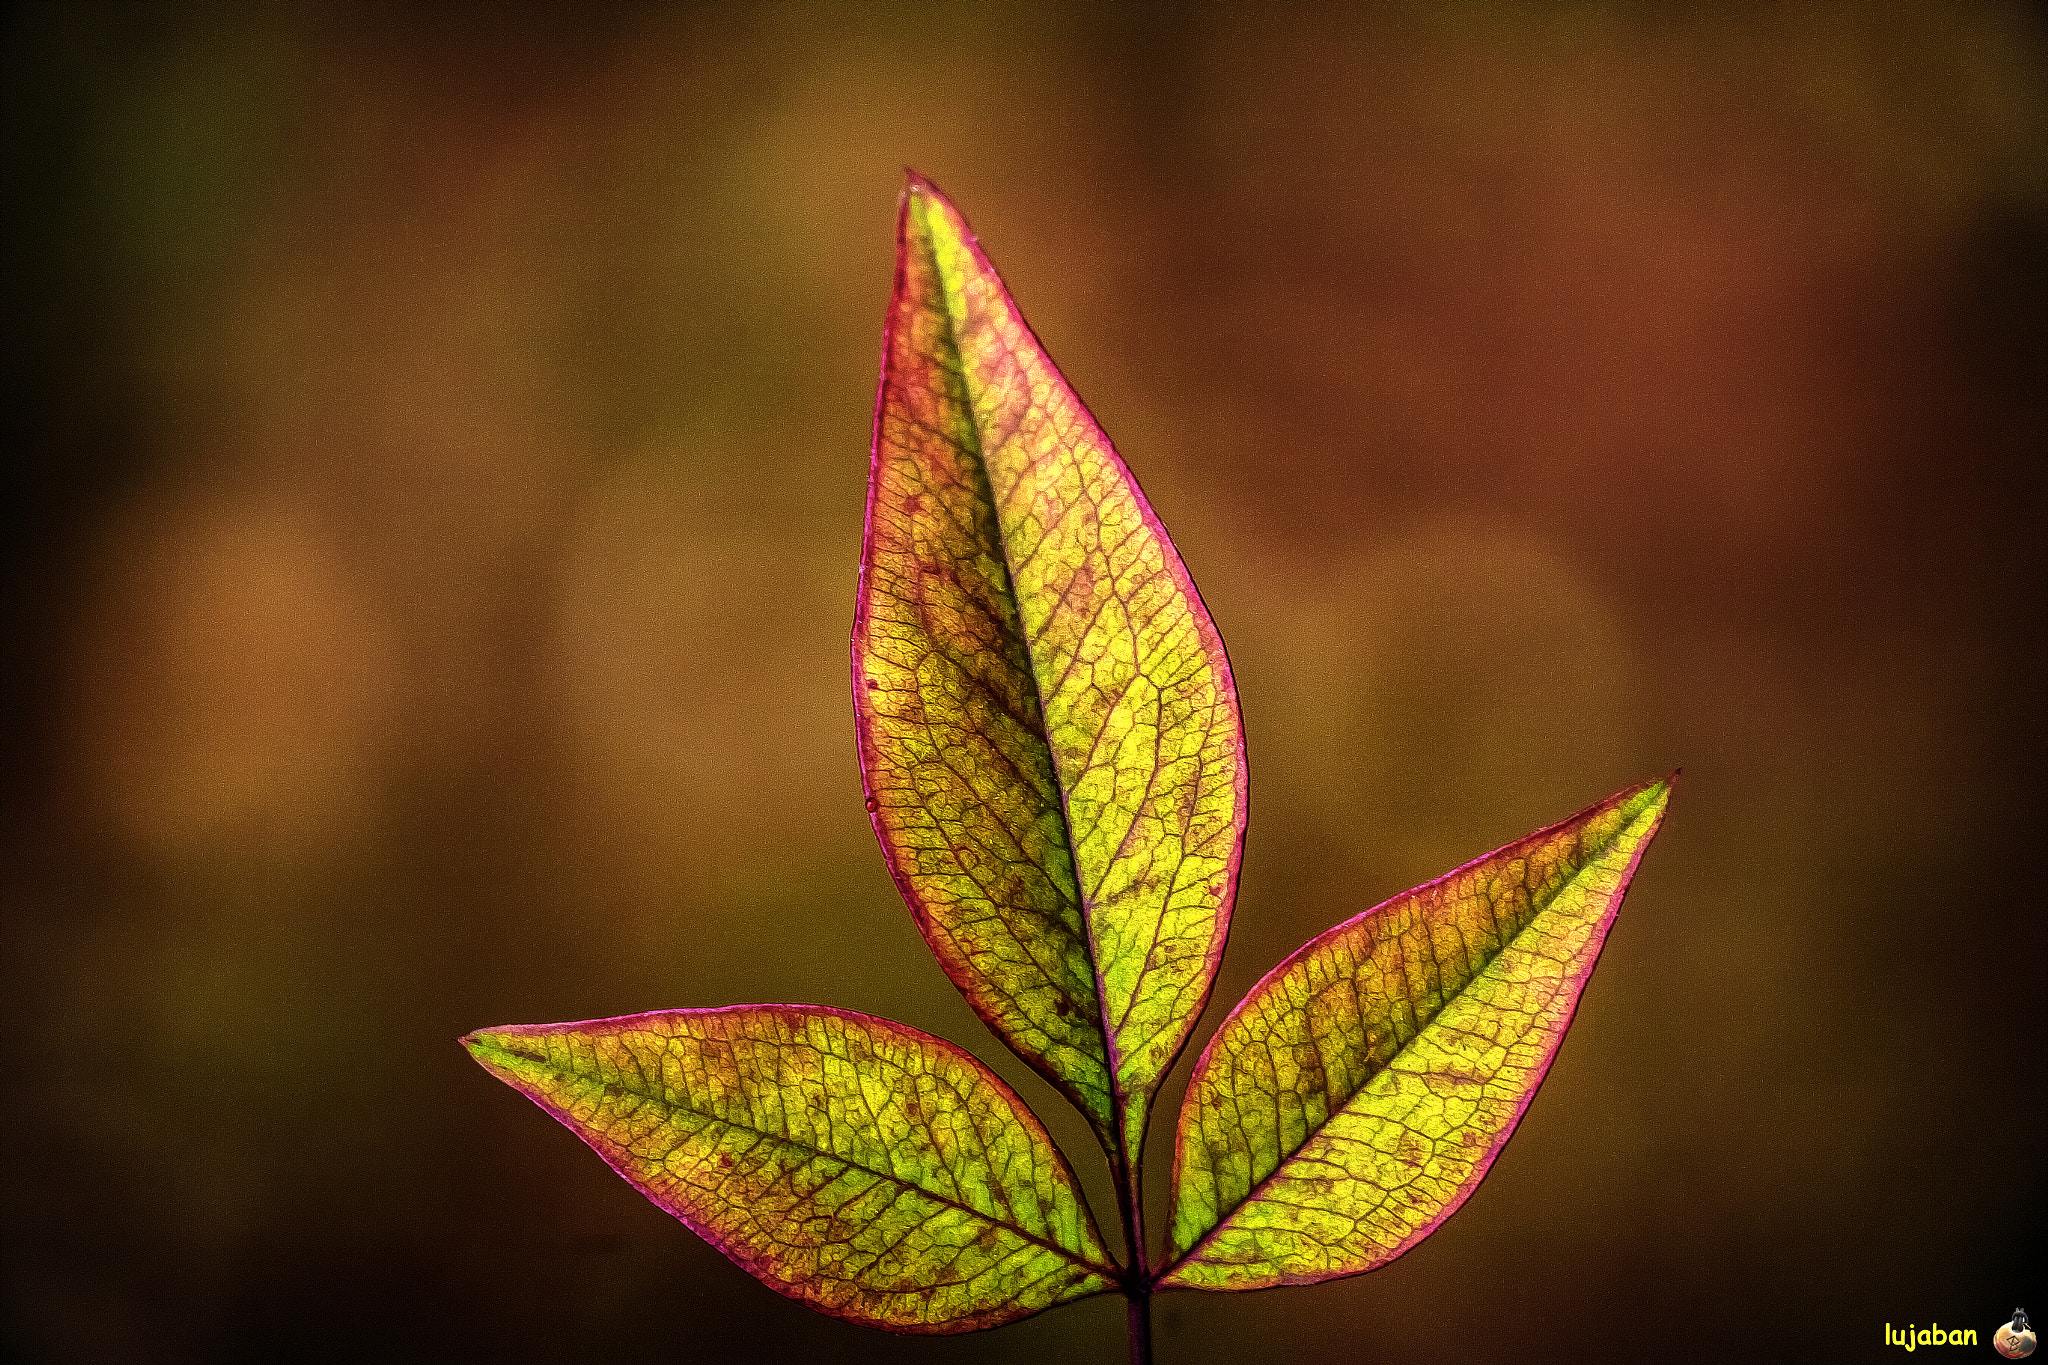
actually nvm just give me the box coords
[1158,777,1672,1291]
[853,174,1248,1169]
[464,1005,1116,1332]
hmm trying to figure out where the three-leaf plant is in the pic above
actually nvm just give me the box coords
[464,174,1673,1362]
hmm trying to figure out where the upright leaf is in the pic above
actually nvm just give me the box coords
[1159,777,1672,1291]
[464,1005,1116,1332]
[853,174,1248,1165]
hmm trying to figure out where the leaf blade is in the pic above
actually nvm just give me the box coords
[1158,776,1672,1290]
[854,174,1248,1158]
[464,1004,1116,1333]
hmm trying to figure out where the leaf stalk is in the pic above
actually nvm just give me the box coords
[1126,1286,1153,1365]
[1110,1135,1153,1364]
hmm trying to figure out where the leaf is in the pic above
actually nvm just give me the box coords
[853,173,1248,1167]
[463,1005,1117,1333]
[1157,776,1672,1291]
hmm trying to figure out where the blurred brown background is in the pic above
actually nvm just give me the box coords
[2,2,2042,1361]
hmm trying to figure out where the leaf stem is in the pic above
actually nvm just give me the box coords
[1111,1139,1153,1365]
[1126,1286,1153,1365]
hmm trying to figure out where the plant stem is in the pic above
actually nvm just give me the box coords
[1111,1141,1153,1365]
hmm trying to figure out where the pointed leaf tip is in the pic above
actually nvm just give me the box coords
[468,1005,1115,1332]
[854,179,1248,1163]
[1159,778,1669,1291]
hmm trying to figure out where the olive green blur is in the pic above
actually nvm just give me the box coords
[1,3,2040,1363]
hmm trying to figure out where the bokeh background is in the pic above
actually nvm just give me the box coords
[3,3,2042,1361]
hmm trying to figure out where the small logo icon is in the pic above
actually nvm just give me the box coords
[1997,1308,2037,1360]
